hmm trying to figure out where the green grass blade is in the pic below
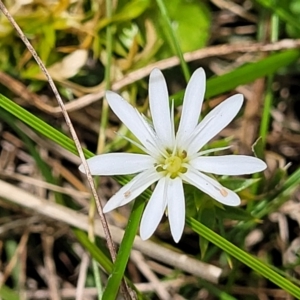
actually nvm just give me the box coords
[253,167,300,219]
[206,50,300,98]
[255,0,300,31]
[198,280,238,300]
[102,197,146,300]
[0,94,93,159]
[186,217,300,299]
[2,89,300,297]
[0,109,64,204]
[172,50,300,106]
[73,229,143,299]
[2,51,298,149]
[155,0,190,81]
[73,228,113,272]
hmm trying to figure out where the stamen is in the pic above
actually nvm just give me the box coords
[156,166,164,172]
[179,166,188,173]
[181,150,187,159]
[146,139,169,158]
[171,144,177,156]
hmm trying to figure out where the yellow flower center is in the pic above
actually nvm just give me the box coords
[156,150,188,179]
[165,156,182,174]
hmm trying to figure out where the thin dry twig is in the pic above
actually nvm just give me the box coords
[131,250,171,300]
[0,71,54,113]
[19,231,28,300]
[0,171,90,199]
[76,252,90,300]
[135,276,197,294]
[41,231,60,300]
[2,40,299,115]
[0,229,29,287]
[50,39,300,114]
[0,2,131,298]
[25,277,197,299]
[0,179,223,283]
[16,122,81,165]
[240,78,265,153]
[221,284,290,298]
[210,0,257,23]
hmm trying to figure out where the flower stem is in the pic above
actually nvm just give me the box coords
[155,0,190,81]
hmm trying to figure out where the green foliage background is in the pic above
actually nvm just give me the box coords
[1,0,300,299]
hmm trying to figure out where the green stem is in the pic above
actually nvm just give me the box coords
[93,0,114,297]
[155,0,190,81]
[92,259,103,300]
[97,0,113,154]
[102,197,146,300]
[259,1,279,148]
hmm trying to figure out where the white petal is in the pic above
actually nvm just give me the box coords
[140,177,168,240]
[181,168,240,206]
[167,177,185,243]
[103,168,161,213]
[187,94,244,154]
[79,153,156,175]
[106,91,158,154]
[177,68,206,144]
[190,155,267,175]
[149,69,174,148]
[170,100,175,140]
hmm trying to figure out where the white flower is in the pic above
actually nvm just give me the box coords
[79,68,267,242]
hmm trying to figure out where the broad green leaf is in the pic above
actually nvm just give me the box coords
[290,0,300,14]
[215,206,257,222]
[220,178,262,193]
[115,0,151,21]
[163,0,210,52]
[147,0,210,58]
[252,137,265,161]
[39,25,56,62]
[97,0,151,29]
[197,200,216,258]
[184,185,198,218]
[266,167,288,191]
